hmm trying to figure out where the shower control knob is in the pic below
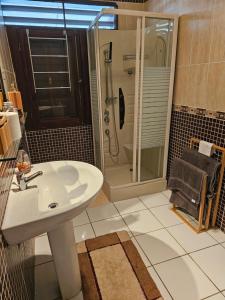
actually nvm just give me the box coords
[104,110,110,124]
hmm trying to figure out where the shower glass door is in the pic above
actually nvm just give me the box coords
[97,14,141,186]
[88,24,104,170]
[138,17,175,182]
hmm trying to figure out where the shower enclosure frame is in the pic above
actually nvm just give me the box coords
[88,8,178,198]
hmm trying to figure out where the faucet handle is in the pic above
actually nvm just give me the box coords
[15,171,27,191]
[15,171,24,182]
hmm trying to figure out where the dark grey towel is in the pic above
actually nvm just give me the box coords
[182,149,221,197]
[168,158,207,206]
[170,191,199,219]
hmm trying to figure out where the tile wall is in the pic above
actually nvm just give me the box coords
[0,153,35,299]
[168,106,225,231]
[0,2,35,299]
[145,0,225,112]
[26,125,94,165]
[145,0,225,231]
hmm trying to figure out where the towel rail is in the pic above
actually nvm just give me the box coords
[171,137,225,233]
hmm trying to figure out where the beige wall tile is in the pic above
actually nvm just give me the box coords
[210,0,225,62]
[176,15,193,66]
[145,0,166,13]
[190,11,213,64]
[146,0,225,112]
[173,66,190,105]
[117,2,144,30]
[188,64,208,108]
[207,62,225,112]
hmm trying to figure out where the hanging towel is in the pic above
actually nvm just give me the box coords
[170,191,200,219]
[182,149,221,198]
[168,157,207,206]
[198,140,213,157]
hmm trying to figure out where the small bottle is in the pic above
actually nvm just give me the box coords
[16,150,31,174]
[3,101,15,112]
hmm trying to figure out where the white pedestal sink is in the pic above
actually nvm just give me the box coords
[2,161,103,300]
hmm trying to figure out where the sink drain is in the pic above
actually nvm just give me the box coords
[48,202,58,209]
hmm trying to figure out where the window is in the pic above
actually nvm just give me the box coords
[7,27,92,130]
[1,0,117,29]
[4,1,117,130]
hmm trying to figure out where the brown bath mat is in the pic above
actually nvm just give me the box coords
[77,231,162,300]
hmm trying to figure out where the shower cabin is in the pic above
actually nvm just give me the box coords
[88,9,178,201]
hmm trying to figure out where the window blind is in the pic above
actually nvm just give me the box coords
[1,0,117,29]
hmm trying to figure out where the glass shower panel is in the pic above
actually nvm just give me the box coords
[139,18,174,181]
[88,26,103,170]
[98,14,140,186]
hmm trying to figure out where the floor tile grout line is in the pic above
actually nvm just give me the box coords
[112,201,134,237]
[119,208,162,237]
[201,291,225,300]
[152,253,188,267]
[35,192,225,299]
[87,202,133,237]
[86,202,120,223]
[138,194,170,210]
[188,253,221,293]
[131,235,152,268]
[148,205,181,229]
[164,224,219,255]
[131,228,187,268]
[153,252,221,300]
[111,200,134,237]
[207,232,225,245]
[144,206,189,255]
[85,208,97,238]
[150,264,174,300]
[145,206,222,257]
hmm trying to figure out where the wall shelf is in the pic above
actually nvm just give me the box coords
[0,139,21,162]
[0,113,27,162]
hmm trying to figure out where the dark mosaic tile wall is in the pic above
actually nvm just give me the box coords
[168,109,225,232]
[26,125,94,165]
[0,159,35,300]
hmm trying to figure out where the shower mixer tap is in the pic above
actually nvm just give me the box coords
[104,109,110,125]
[105,96,117,106]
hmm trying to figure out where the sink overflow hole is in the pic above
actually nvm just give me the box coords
[48,202,58,209]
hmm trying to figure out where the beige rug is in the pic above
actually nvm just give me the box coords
[77,231,162,300]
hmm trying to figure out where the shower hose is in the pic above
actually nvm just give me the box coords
[104,48,120,160]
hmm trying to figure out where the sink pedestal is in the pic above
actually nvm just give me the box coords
[48,221,81,300]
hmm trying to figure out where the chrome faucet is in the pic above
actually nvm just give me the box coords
[16,171,43,191]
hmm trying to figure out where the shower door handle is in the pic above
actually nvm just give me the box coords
[119,88,125,129]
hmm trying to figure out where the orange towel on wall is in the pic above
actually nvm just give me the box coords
[7,91,23,110]
[0,92,3,110]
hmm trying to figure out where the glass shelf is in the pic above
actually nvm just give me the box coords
[0,139,21,162]
[0,112,27,163]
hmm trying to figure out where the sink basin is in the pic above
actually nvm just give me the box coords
[2,160,103,245]
[2,160,103,300]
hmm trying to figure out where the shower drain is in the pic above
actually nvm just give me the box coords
[48,202,58,209]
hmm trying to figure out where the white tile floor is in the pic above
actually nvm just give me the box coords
[35,191,225,300]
